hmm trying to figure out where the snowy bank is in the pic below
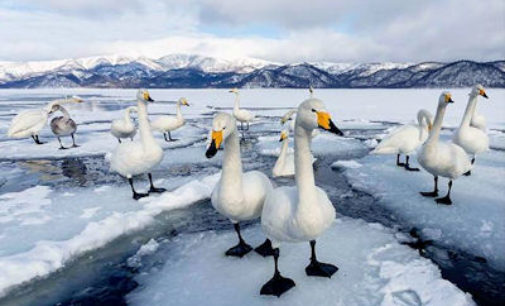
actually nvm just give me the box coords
[127,218,474,306]
[340,151,505,270]
[0,173,219,297]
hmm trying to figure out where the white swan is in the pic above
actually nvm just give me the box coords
[272,130,295,178]
[230,88,254,130]
[260,98,344,297]
[417,92,471,205]
[151,97,190,142]
[7,96,83,144]
[452,85,489,175]
[49,104,79,150]
[111,106,138,143]
[471,106,486,131]
[109,89,166,200]
[372,109,433,171]
[205,112,273,257]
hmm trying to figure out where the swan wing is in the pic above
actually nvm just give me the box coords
[241,171,273,219]
[452,126,489,154]
[372,124,420,154]
[8,109,47,137]
[471,114,486,131]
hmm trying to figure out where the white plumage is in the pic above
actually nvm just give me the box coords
[7,96,83,144]
[205,112,272,257]
[230,88,254,130]
[452,85,489,159]
[259,98,343,297]
[150,97,189,142]
[110,106,138,142]
[272,129,316,178]
[109,89,165,200]
[417,92,471,205]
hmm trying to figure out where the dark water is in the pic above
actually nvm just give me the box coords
[0,126,504,306]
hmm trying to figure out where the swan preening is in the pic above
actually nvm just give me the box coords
[417,92,471,205]
[205,112,274,257]
[49,104,79,150]
[111,106,138,143]
[260,98,344,297]
[7,96,83,144]
[151,97,190,142]
[230,88,255,130]
[109,89,166,200]
[372,109,433,171]
[452,85,489,175]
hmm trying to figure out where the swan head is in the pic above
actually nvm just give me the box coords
[70,95,84,103]
[280,109,297,125]
[296,98,343,136]
[228,88,239,94]
[439,91,454,106]
[179,97,190,106]
[205,112,236,158]
[137,89,154,103]
[48,104,62,114]
[471,84,488,99]
[279,129,289,142]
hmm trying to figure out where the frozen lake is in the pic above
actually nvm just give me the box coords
[0,88,504,306]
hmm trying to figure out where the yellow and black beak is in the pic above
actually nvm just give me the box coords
[279,132,287,142]
[206,130,223,158]
[317,111,344,136]
[479,89,489,99]
[143,92,154,102]
[445,94,454,104]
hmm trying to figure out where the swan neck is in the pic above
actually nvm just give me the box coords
[233,93,240,111]
[220,130,243,195]
[59,106,70,119]
[427,104,446,144]
[294,124,317,209]
[136,100,157,148]
[461,94,478,128]
[176,101,183,119]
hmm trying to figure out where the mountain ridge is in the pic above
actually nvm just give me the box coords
[0,54,503,88]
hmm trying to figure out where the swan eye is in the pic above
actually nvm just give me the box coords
[311,109,317,113]
[222,127,226,130]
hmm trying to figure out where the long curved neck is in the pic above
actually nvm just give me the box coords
[219,129,243,196]
[426,104,446,145]
[294,123,318,212]
[175,101,183,120]
[59,106,70,119]
[279,138,289,161]
[136,100,157,149]
[124,108,134,122]
[460,94,478,128]
[233,93,240,111]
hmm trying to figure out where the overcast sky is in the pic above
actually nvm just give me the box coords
[0,0,504,63]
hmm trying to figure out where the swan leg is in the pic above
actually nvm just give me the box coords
[225,223,252,257]
[57,137,68,150]
[404,155,420,171]
[71,134,79,148]
[396,154,405,167]
[129,178,148,200]
[168,132,178,142]
[436,180,453,205]
[32,135,45,145]
[305,240,338,278]
[163,133,169,142]
[118,138,122,143]
[464,157,475,176]
[255,238,275,257]
[148,173,166,193]
[420,176,439,197]
[260,248,295,297]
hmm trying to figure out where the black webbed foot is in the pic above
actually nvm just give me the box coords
[435,195,452,205]
[260,272,295,297]
[305,260,339,278]
[133,192,149,200]
[255,239,275,257]
[420,191,438,197]
[225,241,252,257]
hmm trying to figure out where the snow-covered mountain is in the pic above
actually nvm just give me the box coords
[0,54,503,88]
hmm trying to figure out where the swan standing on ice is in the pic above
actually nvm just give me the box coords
[452,85,489,175]
[109,89,166,200]
[7,96,83,144]
[418,92,471,205]
[272,130,295,177]
[372,110,433,171]
[260,98,344,297]
[151,98,190,142]
[49,104,80,149]
[205,112,274,257]
[230,88,254,131]
[111,106,138,143]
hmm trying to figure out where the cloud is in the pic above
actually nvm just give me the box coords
[0,0,503,62]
